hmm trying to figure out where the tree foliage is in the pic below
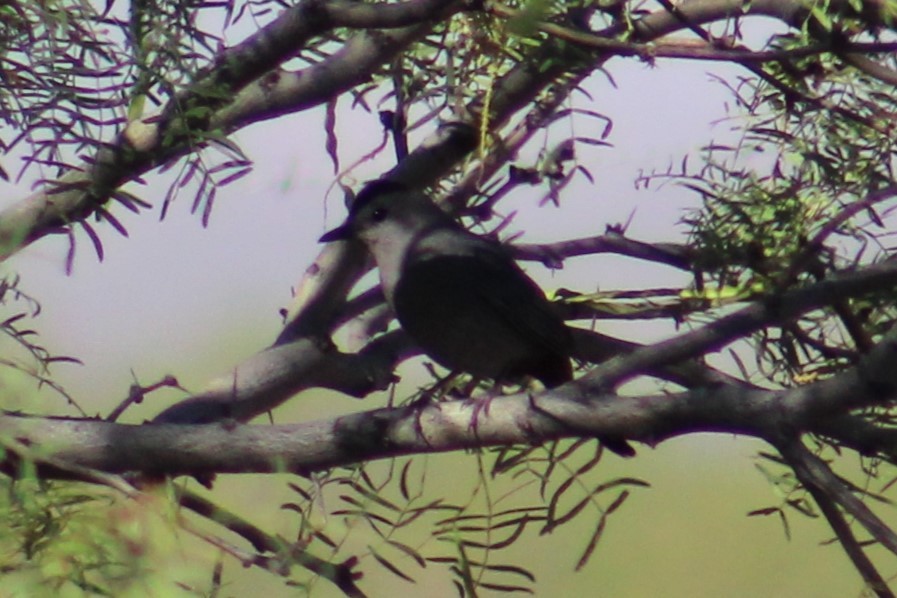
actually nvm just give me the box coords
[3,0,897,595]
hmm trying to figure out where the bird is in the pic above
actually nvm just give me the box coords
[320,178,633,456]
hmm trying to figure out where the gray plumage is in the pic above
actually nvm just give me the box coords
[320,179,633,456]
[320,180,572,388]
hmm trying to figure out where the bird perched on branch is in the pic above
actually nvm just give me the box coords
[320,179,633,456]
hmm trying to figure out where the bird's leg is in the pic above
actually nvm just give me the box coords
[466,379,519,433]
[404,371,471,440]
[455,376,481,399]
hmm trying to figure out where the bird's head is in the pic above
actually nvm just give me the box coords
[319,179,450,247]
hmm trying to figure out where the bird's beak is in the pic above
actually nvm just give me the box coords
[319,223,353,243]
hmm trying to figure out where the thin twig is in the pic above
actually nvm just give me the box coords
[176,487,367,597]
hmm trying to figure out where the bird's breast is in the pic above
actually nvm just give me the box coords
[392,254,572,384]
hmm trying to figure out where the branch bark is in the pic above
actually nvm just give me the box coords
[5,320,897,477]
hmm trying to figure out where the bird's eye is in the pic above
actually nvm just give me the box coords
[371,207,388,222]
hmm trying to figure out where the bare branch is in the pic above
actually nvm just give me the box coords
[6,319,897,478]
[152,334,409,424]
[512,232,693,271]
[490,1,897,62]
[586,259,897,390]
[813,416,897,460]
[176,488,367,597]
[778,438,897,597]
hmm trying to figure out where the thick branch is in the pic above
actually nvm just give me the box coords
[631,0,810,38]
[152,334,410,424]
[781,438,897,555]
[7,324,897,477]
[586,259,897,389]
[0,388,758,477]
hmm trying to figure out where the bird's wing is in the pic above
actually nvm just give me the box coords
[401,233,573,357]
[469,245,574,355]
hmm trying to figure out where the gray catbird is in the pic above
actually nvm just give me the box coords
[320,179,633,456]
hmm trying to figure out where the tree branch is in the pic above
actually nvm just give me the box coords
[812,415,897,460]
[512,232,693,271]
[152,334,410,424]
[176,488,366,598]
[778,438,897,597]
[585,259,897,389]
[490,1,897,62]
[7,318,897,478]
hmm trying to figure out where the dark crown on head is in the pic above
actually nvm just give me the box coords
[349,178,410,215]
